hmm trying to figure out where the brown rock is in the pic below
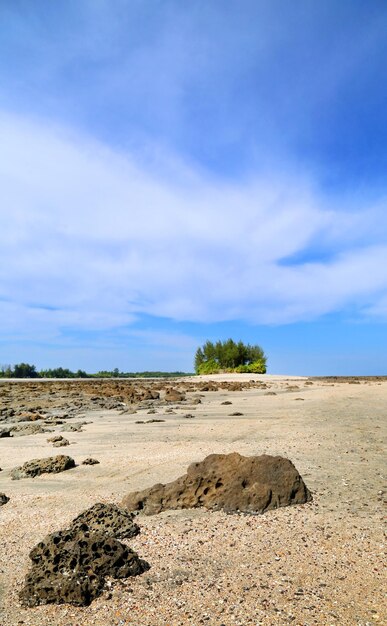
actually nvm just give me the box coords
[122,452,312,515]
[82,457,100,465]
[47,435,70,447]
[11,455,75,479]
[165,389,186,402]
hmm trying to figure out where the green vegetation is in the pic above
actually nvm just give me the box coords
[92,370,192,379]
[0,364,192,379]
[194,339,267,374]
[1,362,39,378]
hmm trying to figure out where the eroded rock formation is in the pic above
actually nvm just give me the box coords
[11,455,75,479]
[122,452,312,515]
[19,503,148,607]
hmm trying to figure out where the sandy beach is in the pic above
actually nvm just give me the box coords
[0,374,385,625]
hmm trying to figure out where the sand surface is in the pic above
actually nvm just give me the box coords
[0,375,385,625]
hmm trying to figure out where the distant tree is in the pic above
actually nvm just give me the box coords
[0,364,12,377]
[12,363,39,378]
[75,369,88,378]
[194,339,267,374]
[40,367,76,378]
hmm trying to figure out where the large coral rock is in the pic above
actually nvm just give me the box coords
[19,503,149,607]
[11,455,75,479]
[122,452,312,515]
[70,503,140,539]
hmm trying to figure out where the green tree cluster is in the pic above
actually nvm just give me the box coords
[39,368,88,378]
[0,362,39,378]
[0,364,192,379]
[194,339,267,374]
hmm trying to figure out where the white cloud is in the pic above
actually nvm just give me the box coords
[1,110,387,343]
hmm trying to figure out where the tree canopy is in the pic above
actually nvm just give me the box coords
[194,339,267,374]
[0,364,192,379]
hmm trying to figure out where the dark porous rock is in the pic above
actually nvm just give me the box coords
[19,529,149,607]
[122,452,312,515]
[19,503,148,607]
[82,457,100,465]
[0,493,10,506]
[70,503,140,539]
[11,455,75,480]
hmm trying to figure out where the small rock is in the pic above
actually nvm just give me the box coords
[47,435,70,447]
[82,458,100,465]
[0,493,10,506]
[11,455,75,480]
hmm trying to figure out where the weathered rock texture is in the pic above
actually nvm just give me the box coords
[82,457,99,465]
[122,452,312,515]
[0,493,10,506]
[11,424,48,437]
[70,503,139,539]
[47,435,70,447]
[19,503,148,607]
[11,455,75,480]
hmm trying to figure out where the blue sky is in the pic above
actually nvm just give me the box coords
[1,0,387,375]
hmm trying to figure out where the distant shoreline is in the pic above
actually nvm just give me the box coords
[1,373,386,383]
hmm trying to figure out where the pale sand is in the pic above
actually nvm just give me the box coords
[0,375,385,625]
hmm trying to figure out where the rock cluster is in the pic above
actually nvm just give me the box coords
[19,503,149,607]
[122,452,312,515]
[11,455,75,480]
[0,378,271,430]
